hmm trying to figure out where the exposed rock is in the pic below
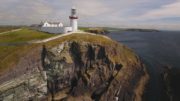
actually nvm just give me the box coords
[43,39,149,101]
[0,47,47,101]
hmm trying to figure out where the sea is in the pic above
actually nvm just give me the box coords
[108,30,180,101]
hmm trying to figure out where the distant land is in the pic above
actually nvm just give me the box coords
[79,27,109,34]
[79,27,160,33]
[102,27,160,32]
[124,28,160,32]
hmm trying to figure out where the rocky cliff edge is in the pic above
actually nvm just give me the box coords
[42,33,149,101]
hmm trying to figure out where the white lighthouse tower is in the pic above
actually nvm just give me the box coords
[69,7,78,32]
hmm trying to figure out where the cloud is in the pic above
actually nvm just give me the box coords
[137,0,180,20]
[72,0,111,16]
[0,0,111,25]
[0,0,54,25]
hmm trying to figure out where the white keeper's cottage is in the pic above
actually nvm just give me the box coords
[42,22,63,27]
[40,7,78,34]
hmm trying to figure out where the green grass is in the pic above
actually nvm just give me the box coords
[0,26,20,33]
[0,44,40,74]
[79,27,89,31]
[0,28,56,43]
[0,28,57,74]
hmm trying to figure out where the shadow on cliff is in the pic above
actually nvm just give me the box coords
[160,66,180,101]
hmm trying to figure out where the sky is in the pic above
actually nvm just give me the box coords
[0,0,180,30]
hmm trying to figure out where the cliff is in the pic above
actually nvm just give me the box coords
[43,33,149,101]
[0,33,149,101]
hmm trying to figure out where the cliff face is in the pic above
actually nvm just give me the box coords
[43,40,149,101]
[0,47,47,101]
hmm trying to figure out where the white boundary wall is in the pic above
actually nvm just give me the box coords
[40,27,65,34]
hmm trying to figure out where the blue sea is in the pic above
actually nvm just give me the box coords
[108,30,180,101]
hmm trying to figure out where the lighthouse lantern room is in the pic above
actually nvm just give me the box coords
[69,7,78,32]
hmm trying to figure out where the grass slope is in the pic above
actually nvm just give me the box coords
[0,45,39,74]
[0,28,56,74]
[0,28,55,43]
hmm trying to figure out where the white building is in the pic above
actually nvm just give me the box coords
[40,8,78,34]
[42,22,63,27]
[63,27,73,33]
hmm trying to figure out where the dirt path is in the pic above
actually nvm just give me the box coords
[28,30,111,44]
[0,29,22,35]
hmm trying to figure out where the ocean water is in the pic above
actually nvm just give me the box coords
[108,30,180,101]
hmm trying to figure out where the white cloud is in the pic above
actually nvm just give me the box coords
[72,0,111,16]
[137,0,180,20]
[0,0,54,25]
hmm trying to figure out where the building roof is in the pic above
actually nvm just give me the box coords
[47,22,62,24]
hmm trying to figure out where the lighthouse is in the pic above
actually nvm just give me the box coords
[69,7,78,32]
